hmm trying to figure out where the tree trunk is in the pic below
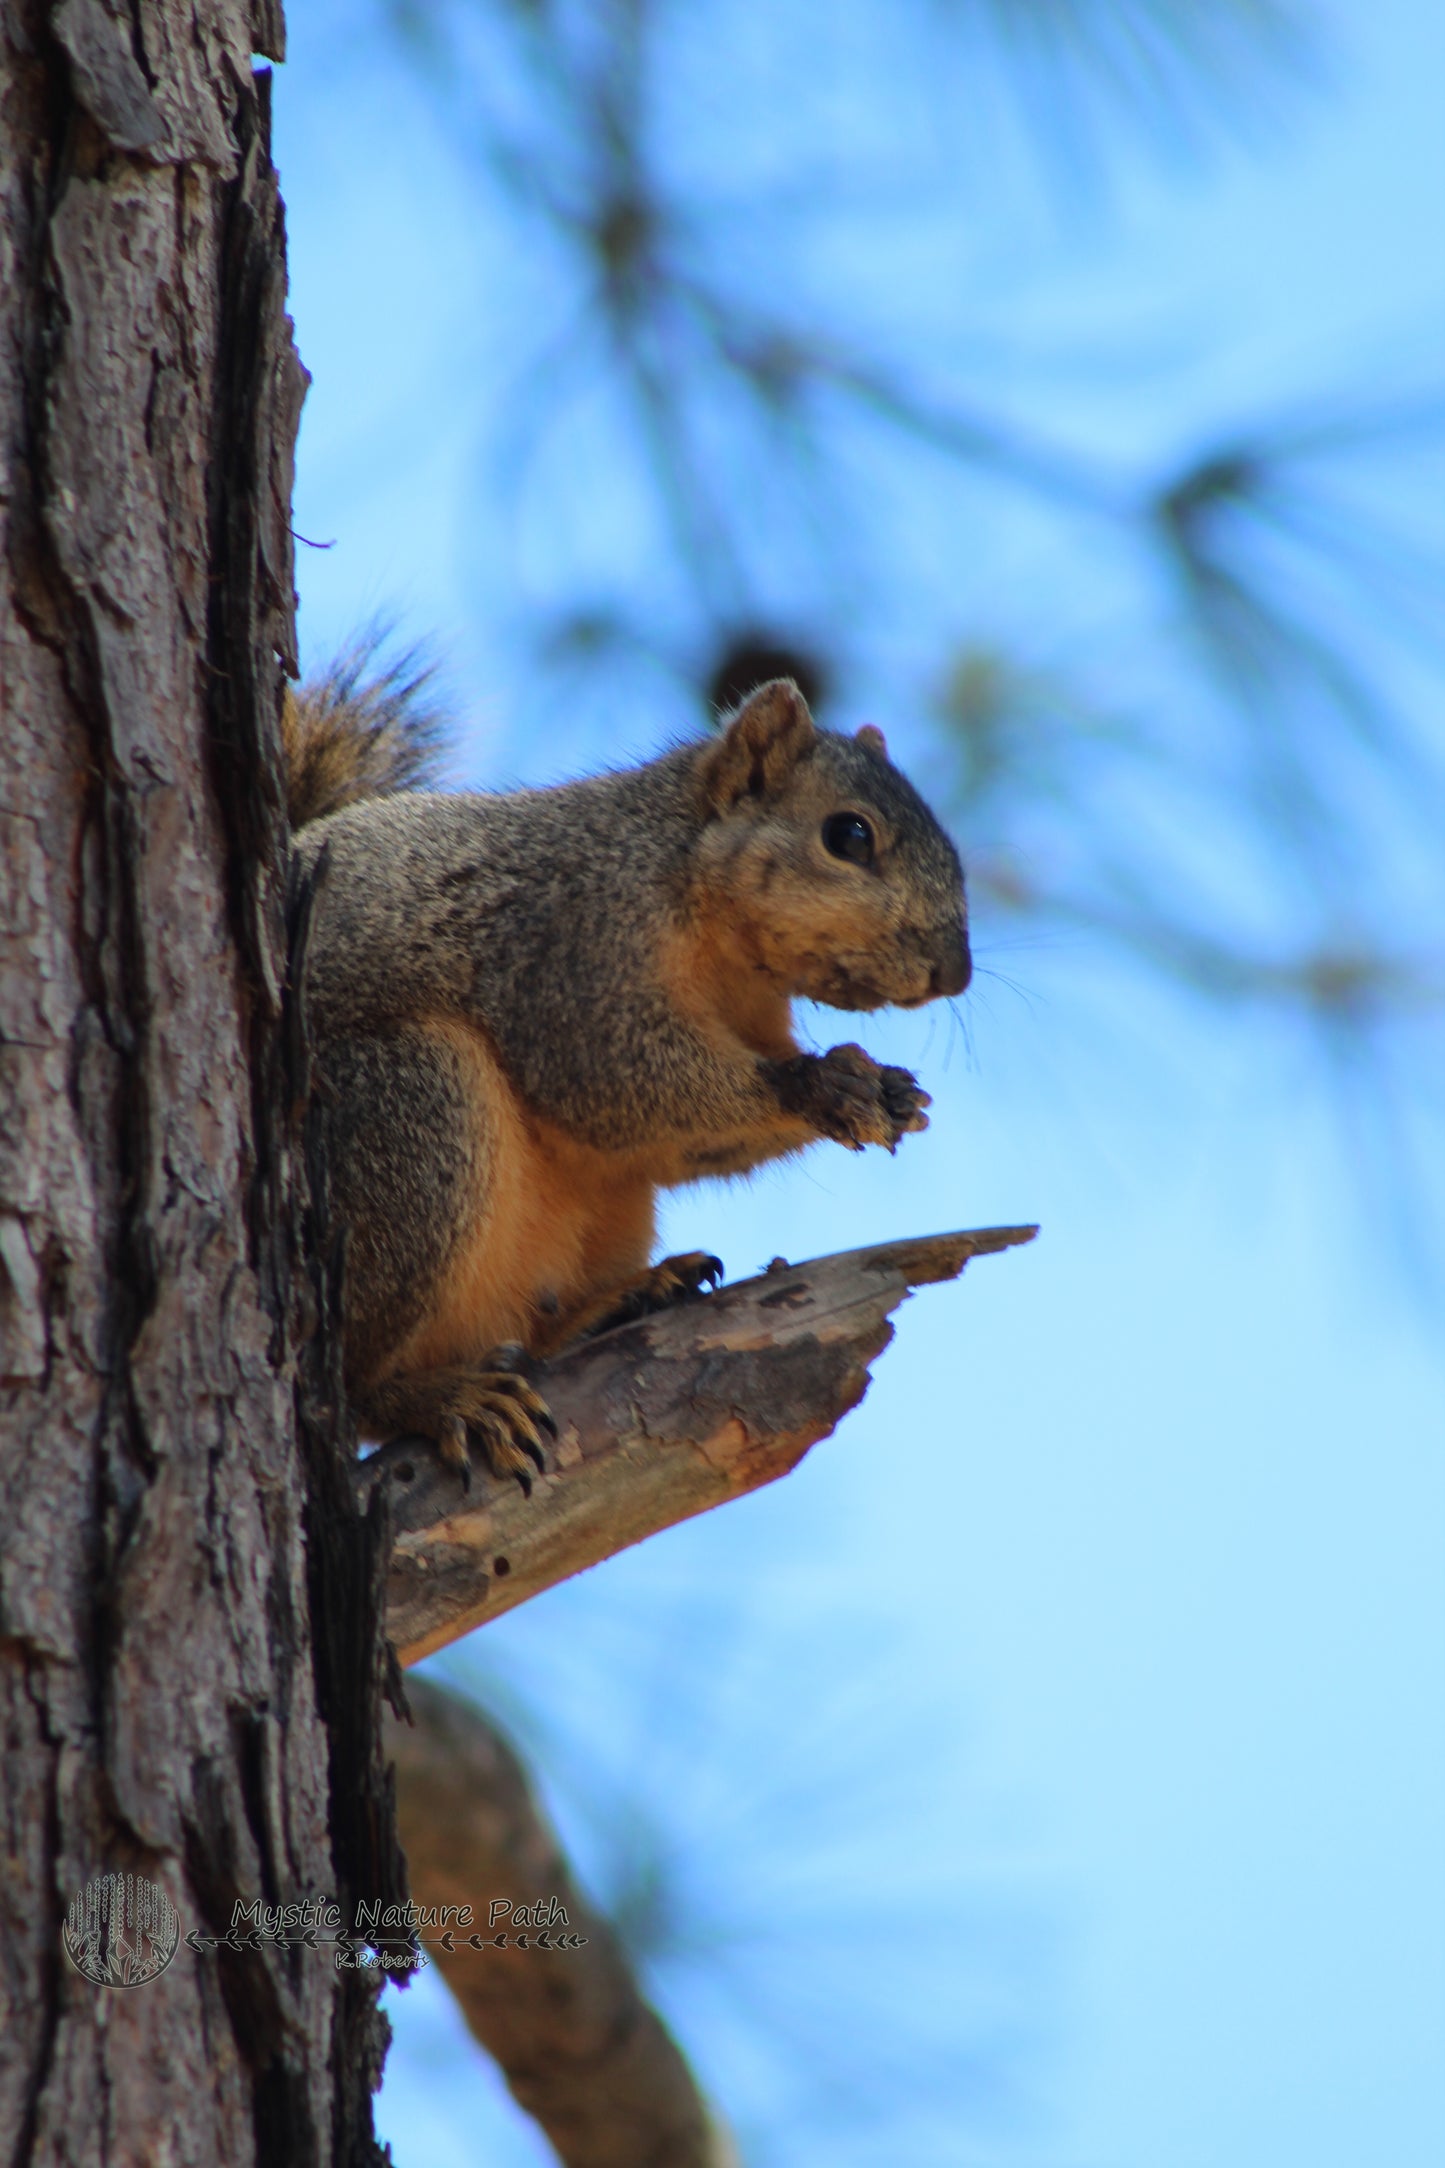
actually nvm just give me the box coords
[0,6,397,2162]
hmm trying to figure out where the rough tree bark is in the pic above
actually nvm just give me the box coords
[0,6,398,2164]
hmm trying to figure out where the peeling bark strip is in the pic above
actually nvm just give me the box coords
[360,1227,1037,1665]
[391,1679,739,2168]
[1,6,393,2164]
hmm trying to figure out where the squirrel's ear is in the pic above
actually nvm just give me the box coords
[855,724,888,758]
[700,679,818,809]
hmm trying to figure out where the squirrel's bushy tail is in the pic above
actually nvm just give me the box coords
[283,641,446,828]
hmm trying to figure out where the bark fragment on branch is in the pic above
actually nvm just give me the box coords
[359,1226,1037,1665]
[390,1678,737,2168]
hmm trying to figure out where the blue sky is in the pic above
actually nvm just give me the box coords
[274,3,1444,2161]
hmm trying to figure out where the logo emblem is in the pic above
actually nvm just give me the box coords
[63,1872,181,1989]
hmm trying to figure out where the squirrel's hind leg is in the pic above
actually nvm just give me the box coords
[357,1358,556,1493]
[321,1018,554,1489]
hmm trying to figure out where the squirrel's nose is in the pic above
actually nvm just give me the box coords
[930,930,972,999]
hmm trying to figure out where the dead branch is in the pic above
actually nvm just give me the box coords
[389,1678,737,2168]
[359,1226,1036,1666]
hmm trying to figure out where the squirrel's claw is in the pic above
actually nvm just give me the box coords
[406,1362,556,1494]
[668,1251,725,1297]
[438,1412,472,1489]
[479,1352,558,1437]
[879,1064,931,1146]
[634,1249,725,1311]
[471,1372,554,1492]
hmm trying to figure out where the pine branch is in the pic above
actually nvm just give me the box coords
[389,1678,738,2168]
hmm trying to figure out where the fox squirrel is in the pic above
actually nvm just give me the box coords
[287,664,970,1485]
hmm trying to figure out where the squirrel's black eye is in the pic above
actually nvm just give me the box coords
[822,812,876,866]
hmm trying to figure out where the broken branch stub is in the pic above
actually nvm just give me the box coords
[357,1224,1037,1665]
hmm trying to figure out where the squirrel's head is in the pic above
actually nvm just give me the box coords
[691,679,970,1012]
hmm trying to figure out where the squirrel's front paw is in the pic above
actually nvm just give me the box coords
[772,1043,931,1152]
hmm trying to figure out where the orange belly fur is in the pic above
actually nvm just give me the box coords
[388,1017,659,1373]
